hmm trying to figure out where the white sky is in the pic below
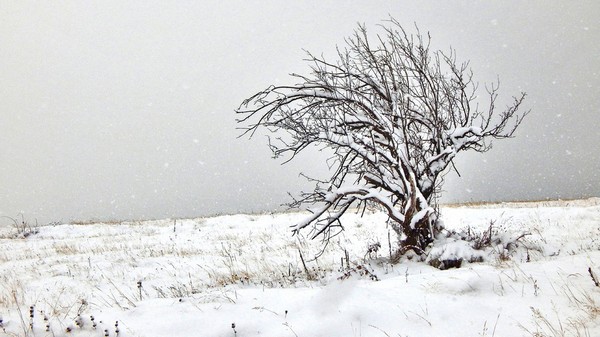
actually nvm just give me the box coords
[1,1,599,223]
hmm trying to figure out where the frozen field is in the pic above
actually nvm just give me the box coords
[1,198,600,336]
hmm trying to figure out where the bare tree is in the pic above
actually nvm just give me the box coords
[236,19,528,256]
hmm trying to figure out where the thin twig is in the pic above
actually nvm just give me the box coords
[298,249,312,280]
[588,267,600,287]
[12,291,31,337]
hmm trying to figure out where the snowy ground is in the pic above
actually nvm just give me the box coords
[1,199,600,336]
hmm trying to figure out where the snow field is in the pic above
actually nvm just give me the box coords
[0,199,599,336]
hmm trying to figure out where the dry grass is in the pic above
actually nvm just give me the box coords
[442,197,600,209]
[519,274,600,337]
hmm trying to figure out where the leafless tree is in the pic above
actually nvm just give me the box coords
[236,19,528,256]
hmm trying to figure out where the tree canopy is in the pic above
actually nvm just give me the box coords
[237,19,528,255]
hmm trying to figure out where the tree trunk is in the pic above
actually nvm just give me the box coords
[396,172,434,254]
[400,215,432,254]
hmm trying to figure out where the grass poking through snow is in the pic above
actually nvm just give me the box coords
[0,199,599,336]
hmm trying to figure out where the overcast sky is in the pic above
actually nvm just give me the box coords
[1,1,599,223]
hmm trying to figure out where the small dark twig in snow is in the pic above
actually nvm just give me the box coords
[589,267,600,287]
